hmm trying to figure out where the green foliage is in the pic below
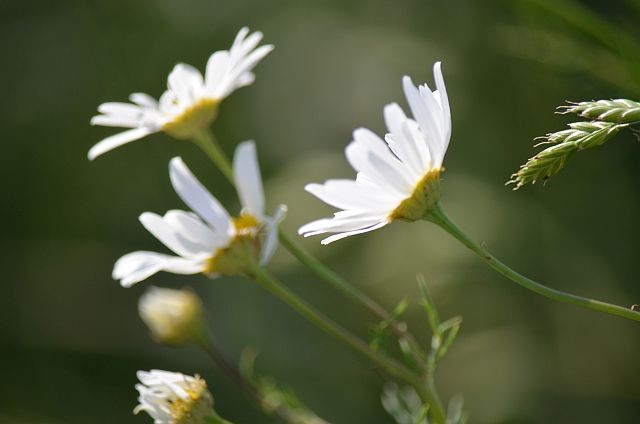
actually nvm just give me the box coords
[418,277,462,376]
[381,277,465,424]
[239,349,330,424]
[559,99,640,123]
[381,382,428,424]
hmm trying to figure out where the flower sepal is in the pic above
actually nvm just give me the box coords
[205,231,261,277]
[162,99,220,140]
[390,169,442,222]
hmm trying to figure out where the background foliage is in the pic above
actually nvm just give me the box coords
[1,0,639,422]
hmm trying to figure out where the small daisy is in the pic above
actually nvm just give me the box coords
[89,27,273,160]
[299,62,451,244]
[134,370,214,424]
[113,141,286,287]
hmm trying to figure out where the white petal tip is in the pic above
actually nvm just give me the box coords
[169,156,184,169]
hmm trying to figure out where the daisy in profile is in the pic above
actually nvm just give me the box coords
[88,27,273,160]
[134,370,217,424]
[114,141,286,287]
[299,62,451,244]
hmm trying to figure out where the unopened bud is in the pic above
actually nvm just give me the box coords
[139,287,204,346]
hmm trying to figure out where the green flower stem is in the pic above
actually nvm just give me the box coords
[192,128,427,365]
[193,130,234,181]
[248,265,446,423]
[204,412,234,424]
[194,334,260,402]
[194,334,299,424]
[426,204,640,322]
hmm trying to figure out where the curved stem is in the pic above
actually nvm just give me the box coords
[192,128,428,365]
[248,265,447,423]
[194,334,260,401]
[426,204,640,322]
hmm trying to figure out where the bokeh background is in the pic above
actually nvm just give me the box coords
[2,0,639,422]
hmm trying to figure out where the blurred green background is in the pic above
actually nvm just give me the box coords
[1,0,639,422]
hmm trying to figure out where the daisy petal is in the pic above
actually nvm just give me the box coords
[88,127,156,160]
[113,251,202,287]
[233,141,264,218]
[320,221,389,245]
[129,92,159,108]
[167,63,204,105]
[139,212,211,259]
[260,204,287,265]
[169,157,233,238]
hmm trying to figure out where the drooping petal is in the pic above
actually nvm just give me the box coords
[233,141,265,218]
[320,220,389,245]
[298,212,388,237]
[169,157,233,239]
[88,127,156,160]
[90,115,142,128]
[304,179,395,212]
[113,251,203,287]
[97,102,145,119]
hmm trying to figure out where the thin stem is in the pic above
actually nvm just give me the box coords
[192,128,428,366]
[426,204,640,322]
[195,334,305,424]
[248,265,447,423]
[195,334,260,400]
[193,130,234,181]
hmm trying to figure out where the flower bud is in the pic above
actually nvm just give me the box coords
[139,287,204,346]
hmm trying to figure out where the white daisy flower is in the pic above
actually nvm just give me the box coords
[113,141,287,287]
[299,62,451,244]
[134,370,214,424]
[88,27,273,160]
[139,286,204,346]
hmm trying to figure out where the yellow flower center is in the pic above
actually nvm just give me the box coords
[162,98,219,139]
[233,214,260,232]
[389,168,442,222]
[170,376,214,424]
